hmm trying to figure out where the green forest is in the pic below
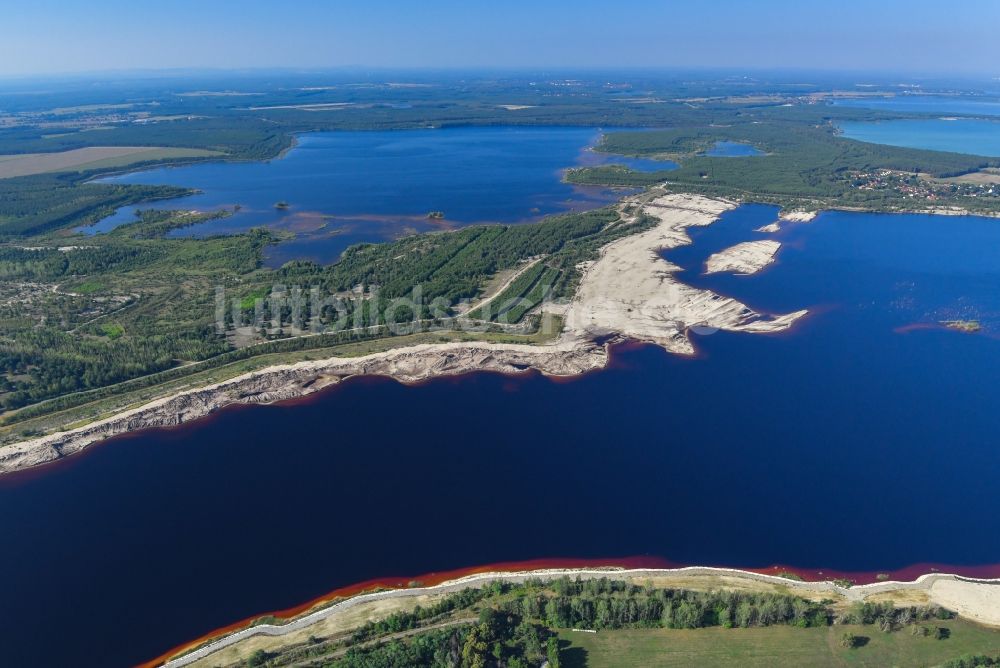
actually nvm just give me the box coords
[0,173,192,238]
[236,576,997,668]
[566,112,1000,212]
[0,206,638,421]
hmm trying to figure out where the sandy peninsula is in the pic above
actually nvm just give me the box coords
[0,192,806,475]
[705,239,782,275]
[562,193,806,354]
[162,566,1000,668]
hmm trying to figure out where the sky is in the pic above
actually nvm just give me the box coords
[1,0,998,77]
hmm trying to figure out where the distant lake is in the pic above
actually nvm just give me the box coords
[834,95,1000,116]
[4,204,1000,667]
[839,118,1000,156]
[91,127,677,266]
[703,140,764,157]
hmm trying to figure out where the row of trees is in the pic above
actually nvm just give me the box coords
[275,207,620,305]
[336,608,555,668]
[498,578,830,631]
[275,578,960,668]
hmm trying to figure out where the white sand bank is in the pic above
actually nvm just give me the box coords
[3,194,807,473]
[780,210,818,223]
[755,221,782,233]
[563,193,806,354]
[705,240,782,275]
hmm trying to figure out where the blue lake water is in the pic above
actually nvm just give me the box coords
[834,95,1000,117]
[91,127,677,266]
[3,204,1000,666]
[703,140,764,157]
[839,118,1000,156]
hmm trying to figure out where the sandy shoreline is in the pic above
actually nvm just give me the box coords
[562,192,806,354]
[0,339,607,475]
[161,565,1000,668]
[18,193,989,474]
[1,192,806,476]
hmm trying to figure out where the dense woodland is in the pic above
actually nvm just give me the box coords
[0,174,191,238]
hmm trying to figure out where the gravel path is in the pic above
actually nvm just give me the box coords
[161,566,1000,667]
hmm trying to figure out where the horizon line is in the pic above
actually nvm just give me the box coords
[0,65,999,83]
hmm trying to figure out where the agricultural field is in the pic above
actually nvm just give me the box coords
[558,621,1000,668]
[0,146,221,179]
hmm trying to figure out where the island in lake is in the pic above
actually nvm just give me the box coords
[0,69,999,668]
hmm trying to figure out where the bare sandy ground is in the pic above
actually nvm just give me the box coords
[705,239,782,275]
[563,193,807,354]
[753,209,816,233]
[2,193,807,474]
[929,578,1000,627]
[169,567,1000,668]
[780,210,818,223]
[0,340,606,474]
[755,221,782,233]
[189,595,437,668]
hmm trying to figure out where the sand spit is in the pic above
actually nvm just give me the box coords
[0,341,605,475]
[754,209,816,233]
[755,221,782,233]
[563,193,807,354]
[780,210,818,223]
[705,240,782,275]
[166,567,1000,668]
[2,193,806,475]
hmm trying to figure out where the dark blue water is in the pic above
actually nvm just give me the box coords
[839,118,1000,156]
[703,140,764,157]
[89,127,676,266]
[834,95,1000,117]
[2,206,1000,667]
[674,204,1000,331]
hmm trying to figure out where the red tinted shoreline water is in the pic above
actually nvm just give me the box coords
[142,555,1000,667]
[7,208,1000,668]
